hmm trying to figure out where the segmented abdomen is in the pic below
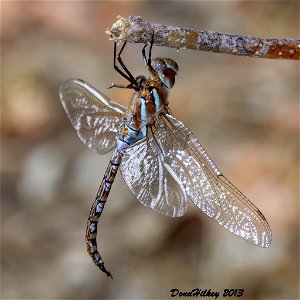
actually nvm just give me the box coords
[86,150,123,278]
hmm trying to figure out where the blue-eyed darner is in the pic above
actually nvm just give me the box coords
[59,38,272,278]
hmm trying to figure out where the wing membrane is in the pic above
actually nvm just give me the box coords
[59,79,126,154]
[161,113,272,247]
[122,112,271,247]
[120,134,188,217]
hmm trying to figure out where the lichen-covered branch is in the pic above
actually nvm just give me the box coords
[106,16,300,60]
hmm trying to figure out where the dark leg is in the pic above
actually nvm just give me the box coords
[113,42,137,85]
[114,42,136,84]
[142,44,148,65]
[107,83,133,89]
[148,31,154,63]
[142,31,154,67]
[116,42,137,83]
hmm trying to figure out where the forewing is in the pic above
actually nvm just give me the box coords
[162,113,272,247]
[120,133,188,218]
[59,79,126,154]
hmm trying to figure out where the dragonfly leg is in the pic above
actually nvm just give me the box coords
[113,41,137,86]
[142,31,155,67]
[142,44,148,65]
[107,83,133,89]
[116,42,137,84]
[148,31,154,62]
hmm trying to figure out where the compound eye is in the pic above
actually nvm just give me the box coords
[152,59,164,71]
[158,68,176,89]
[165,59,178,73]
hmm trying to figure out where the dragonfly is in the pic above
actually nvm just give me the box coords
[59,38,272,278]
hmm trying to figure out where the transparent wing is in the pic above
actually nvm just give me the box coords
[59,79,126,154]
[121,112,271,247]
[120,132,188,218]
[160,113,272,247]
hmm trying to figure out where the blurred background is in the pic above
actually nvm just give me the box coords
[1,1,299,299]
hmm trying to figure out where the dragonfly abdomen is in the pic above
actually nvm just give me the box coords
[86,121,146,277]
[86,150,123,278]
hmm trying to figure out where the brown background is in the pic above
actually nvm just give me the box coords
[1,1,299,299]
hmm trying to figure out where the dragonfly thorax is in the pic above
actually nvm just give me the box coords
[117,57,179,150]
[123,56,179,131]
[117,74,171,153]
[126,76,169,129]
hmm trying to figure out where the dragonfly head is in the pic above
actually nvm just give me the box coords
[151,58,178,89]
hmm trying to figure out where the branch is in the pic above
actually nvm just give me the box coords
[106,16,300,60]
